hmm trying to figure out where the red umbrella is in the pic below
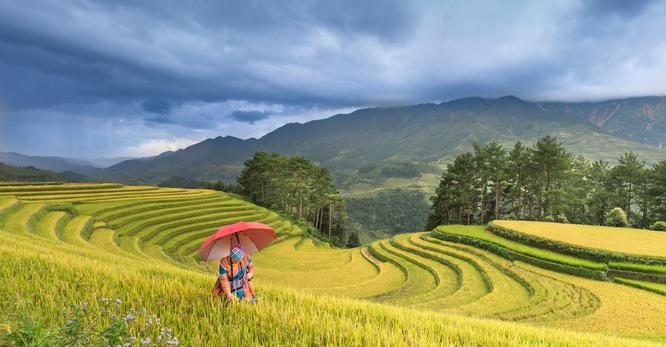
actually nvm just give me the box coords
[197,221,277,262]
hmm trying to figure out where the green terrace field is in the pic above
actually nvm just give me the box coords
[2,183,666,345]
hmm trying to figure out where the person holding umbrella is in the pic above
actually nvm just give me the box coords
[216,245,255,302]
[197,221,277,303]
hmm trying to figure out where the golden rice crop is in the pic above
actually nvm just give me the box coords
[519,262,666,340]
[2,231,656,347]
[409,234,533,317]
[494,220,666,258]
[2,183,666,345]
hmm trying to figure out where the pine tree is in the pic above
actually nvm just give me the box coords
[650,161,666,222]
[449,153,477,224]
[486,142,508,221]
[613,152,645,223]
[530,135,572,218]
[506,142,530,218]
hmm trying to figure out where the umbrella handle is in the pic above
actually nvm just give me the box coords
[229,240,233,301]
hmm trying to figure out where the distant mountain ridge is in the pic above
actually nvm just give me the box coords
[540,96,666,147]
[9,95,666,242]
[0,162,88,182]
[0,152,103,177]
[102,95,666,189]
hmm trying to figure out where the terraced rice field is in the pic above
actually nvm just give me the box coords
[493,220,666,258]
[1,183,666,345]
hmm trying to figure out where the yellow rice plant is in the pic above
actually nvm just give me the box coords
[494,220,666,258]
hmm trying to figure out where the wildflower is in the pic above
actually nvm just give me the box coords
[167,337,180,346]
[140,337,151,345]
[123,313,136,321]
[0,323,11,334]
[115,298,122,305]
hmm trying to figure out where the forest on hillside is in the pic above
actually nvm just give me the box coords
[0,163,87,182]
[428,135,666,229]
[237,152,354,246]
[346,189,429,242]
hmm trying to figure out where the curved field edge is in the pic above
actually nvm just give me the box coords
[614,278,666,296]
[0,232,657,347]
[2,185,666,344]
[489,221,666,265]
[433,225,607,278]
[435,225,666,289]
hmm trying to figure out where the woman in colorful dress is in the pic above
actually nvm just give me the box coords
[214,245,256,303]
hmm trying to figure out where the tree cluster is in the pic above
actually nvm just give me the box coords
[428,135,666,229]
[346,189,429,238]
[238,152,349,245]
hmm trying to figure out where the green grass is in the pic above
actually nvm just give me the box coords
[609,262,666,275]
[614,278,666,296]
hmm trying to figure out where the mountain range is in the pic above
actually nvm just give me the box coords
[7,95,666,240]
[102,95,666,194]
[0,152,103,177]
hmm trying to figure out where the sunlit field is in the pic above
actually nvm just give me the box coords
[2,183,666,345]
[492,220,666,258]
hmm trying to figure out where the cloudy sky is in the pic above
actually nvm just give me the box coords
[1,0,665,160]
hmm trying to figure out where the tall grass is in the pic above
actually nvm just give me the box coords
[2,184,666,345]
[0,232,657,346]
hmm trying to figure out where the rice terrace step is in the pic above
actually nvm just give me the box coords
[2,183,666,345]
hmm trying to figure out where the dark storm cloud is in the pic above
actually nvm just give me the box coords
[1,0,666,157]
[142,99,173,114]
[230,110,271,124]
[0,0,415,111]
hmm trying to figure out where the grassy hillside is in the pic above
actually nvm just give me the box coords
[542,96,666,147]
[99,96,666,242]
[0,152,103,177]
[104,96,666,187]
[2,183,666,345]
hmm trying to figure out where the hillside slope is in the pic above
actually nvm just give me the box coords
[104,96,666,186]
[100,96,666,241]
[542,96,666,147]
[0,152,103,177]
[0,162,87,182]
[2,184,666,345]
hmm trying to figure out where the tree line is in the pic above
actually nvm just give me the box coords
[237,152,355,246]
[427,135,666,230]
[346,189,429,239]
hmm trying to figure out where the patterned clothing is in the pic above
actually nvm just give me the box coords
[218,254,255,302]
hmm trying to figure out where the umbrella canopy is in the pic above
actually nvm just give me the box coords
[197,221,277,262]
